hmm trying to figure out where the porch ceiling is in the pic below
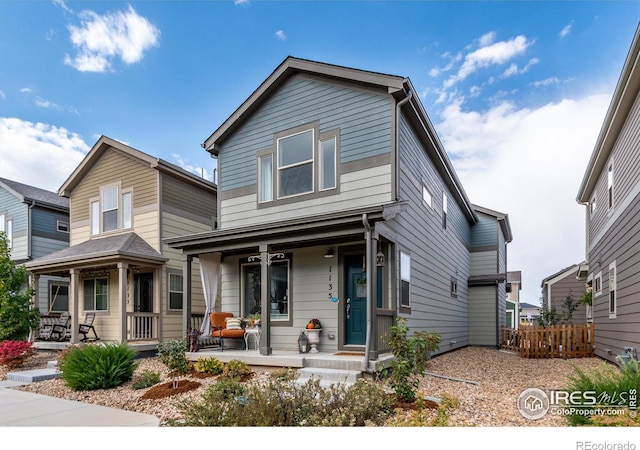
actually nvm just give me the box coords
[165,204,401,256]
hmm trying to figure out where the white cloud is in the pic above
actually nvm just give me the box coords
[171,153,214,182]
[64,5,160,73]
[0,118,89,192]
[478,31,496,47]
[19,87,32,93]
[436,92,611,303]
[275,30,287,41]
[531,77,561,88]
[234,0,250,4]
[560,22,573,38]
[444,35,534,88]
[0,90,5,100]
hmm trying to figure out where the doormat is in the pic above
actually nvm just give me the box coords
[334,352,365,356]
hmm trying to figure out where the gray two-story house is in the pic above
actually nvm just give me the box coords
[167,57,512,369]
[541,262,589,325]
[577,24,640,363]
[0,177,70,314]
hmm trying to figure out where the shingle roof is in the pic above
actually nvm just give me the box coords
[25,232,167,269]
[0,177,69,210]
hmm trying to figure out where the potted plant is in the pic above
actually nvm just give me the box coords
[305,319,322,353]
[248,313,261,328]
[581,287,593,320]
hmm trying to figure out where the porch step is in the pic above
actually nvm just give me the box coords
[6,366,60,384]
[296,367,361,388]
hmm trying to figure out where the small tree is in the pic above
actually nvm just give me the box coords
[560,291,581,324]
[385,317,440,402]
[0,232,39,341]
[157,338,191,388]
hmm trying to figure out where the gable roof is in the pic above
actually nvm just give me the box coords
[203,56,477,224]
[577,23,640,202]
[25,232,167,271]
[472,204,513,243]
[540,261,586,287]
[0,177,69,212]
[59,136,216,197]
[520,302,541,310]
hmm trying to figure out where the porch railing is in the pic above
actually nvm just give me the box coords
[127,312,159,341]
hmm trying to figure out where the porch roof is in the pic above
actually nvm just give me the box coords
[165,203,405,255]
[25,232,168,273]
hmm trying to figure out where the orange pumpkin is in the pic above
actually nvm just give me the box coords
[307,323,314,329]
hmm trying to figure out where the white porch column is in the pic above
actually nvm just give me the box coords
[154,266,163,341]
[118,262,128,342]
[69,269,80,344]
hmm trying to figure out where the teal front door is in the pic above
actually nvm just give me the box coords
[345,254,366,345]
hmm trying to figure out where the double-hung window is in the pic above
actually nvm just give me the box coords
[84,278,108,311]
[168,273,183,310]
[609,262,616,318]
[442,192,448,229]
[259,125,339,204]
[607,164,614,209]
[49,283,69,312]
[91,186,133,235]
[278,130,314,198]
[400,251,411,308]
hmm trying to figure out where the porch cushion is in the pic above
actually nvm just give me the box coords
[225,318,243,330]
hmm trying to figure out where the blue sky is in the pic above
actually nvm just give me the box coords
[1,0,639,307]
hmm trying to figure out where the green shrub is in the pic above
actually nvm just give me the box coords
[168,376,394,427]
[384,317,441,401]
[0,340,34,368]
[563,359,640,426]
[58,343,137,391]
[221,359,252,380]
[131,370,161,390]
[194,357,224,375]
[157,338,191,374]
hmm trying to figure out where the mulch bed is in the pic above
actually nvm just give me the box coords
[141,379,202,400]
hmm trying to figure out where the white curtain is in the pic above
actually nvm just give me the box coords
[199,252,221,337]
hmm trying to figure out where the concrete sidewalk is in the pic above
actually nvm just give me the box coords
[0,383,160,427]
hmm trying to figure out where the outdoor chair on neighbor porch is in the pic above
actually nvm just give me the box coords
[209,312,246,351]
[38,312,70,341]
[79,312,99,342]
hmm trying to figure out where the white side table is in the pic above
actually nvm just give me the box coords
[244,328,261,351]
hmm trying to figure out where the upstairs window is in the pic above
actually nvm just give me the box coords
[258,125,339,205]
[442,192,448,229]
[57,221,70,233]
[90,186,132,235]
[594,271,602,296]
[278,130,314,198]
[422,184,432,208]
[607,164,613,209]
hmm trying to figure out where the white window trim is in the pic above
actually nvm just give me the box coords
[121,189,133,230]
[84,277,109,312]
[422,184,433,209]
[90,183,134,236]
[400,250,411,308]
[607,163,614,210]
[5,218,12,250]
[168,272,183,311]
[57,220,70,233]
[594,271,602,297]
[258,154,274,204]
[319,136,337,192]
[608,261,616,319]
[277,129,315,199]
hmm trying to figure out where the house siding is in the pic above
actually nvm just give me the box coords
[217,74,393,228]
[0,189,28,260]
[69,148,158,240]
[589,188,640,362]
[468,286,497,346]
[386,113,471,354]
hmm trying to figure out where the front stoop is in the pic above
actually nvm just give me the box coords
[296,367,361,388]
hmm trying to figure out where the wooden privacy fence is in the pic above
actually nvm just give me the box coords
[501,323,594,359]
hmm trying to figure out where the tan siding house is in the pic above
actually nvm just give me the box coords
[26,136,216,344]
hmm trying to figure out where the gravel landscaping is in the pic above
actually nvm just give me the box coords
[1,346,611,426]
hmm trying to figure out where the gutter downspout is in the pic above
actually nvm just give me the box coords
[395,88,412,201]
[27,200,35,260]
[362,213,373,373]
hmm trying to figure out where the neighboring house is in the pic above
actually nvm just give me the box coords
[0,177,70,314]
[540,262,589,324]
[166,57,512,367]
[519,302,541,324]
[506,271,522,328]
[576,24,640,364]
[25,136,216,344]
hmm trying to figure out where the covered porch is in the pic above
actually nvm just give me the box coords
[167,204,406,371]
[25,233,168,344]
